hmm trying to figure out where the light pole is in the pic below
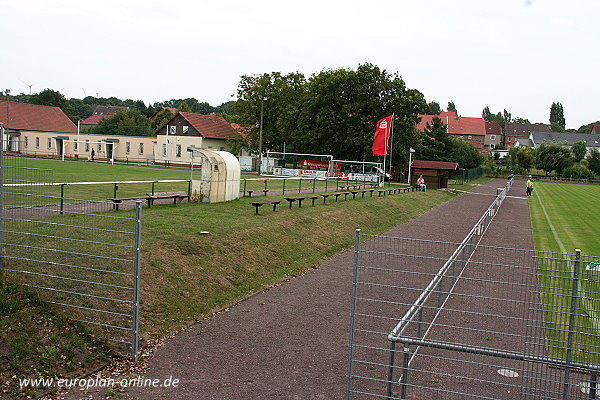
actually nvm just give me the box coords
[4,90,10,151]
[258,96,267,174]
[407,148,415,185]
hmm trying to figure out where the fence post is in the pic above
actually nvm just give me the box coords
[400,345,410,399]
[0,123,3,272]
[60,183,65,214]
[131,201,142,362]
[346,229,362,400]
[563,249,581,400]
[298,178,302,194]
[282,178,286,195]
[187,180,191,201]
[387,342,396,398]
[312,177,316,193]
[243,179,247,196]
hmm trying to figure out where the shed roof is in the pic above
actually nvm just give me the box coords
[411,160,459,170]
[0,100,77,133]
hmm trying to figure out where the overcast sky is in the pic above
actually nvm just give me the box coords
[1,0,598,129]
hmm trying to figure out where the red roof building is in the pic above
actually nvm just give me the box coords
[591,124,600,134]
[417,111,486,153]
[0,100,77,133]
[156,112,241,140]
[80,105,129,130]
[484,120,502,152]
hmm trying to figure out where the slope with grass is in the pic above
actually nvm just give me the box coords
[0,280,111,399]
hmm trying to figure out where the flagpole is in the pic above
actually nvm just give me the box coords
[387,113,395,185]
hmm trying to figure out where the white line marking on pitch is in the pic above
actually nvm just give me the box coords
[535,192,567,254]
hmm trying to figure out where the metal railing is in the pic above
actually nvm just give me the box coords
[346,176,600,399]
[1,140,142,360]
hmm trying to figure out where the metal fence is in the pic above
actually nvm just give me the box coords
[1,126,142,360]
[347,178,600,399]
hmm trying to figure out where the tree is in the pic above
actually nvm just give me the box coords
[178,101,192,113]
[578,121,600,133]
[422,101,442,115]
[586,148,600,175]
[550,102,565,129]
[482,107,511,129]
[294,63,425,164]
[88,109,153,136]
[29,89,76,122]
[512,117,530,124]
[450,137,483,169]
[447,101,457,113]
[534,142,574,175]
[571,141,587,162]
[550,122,565,132]
[150,109,174,131]
[508,146,534,173]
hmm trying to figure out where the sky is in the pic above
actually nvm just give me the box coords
[1,0,598,129]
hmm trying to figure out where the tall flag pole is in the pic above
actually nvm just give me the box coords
[372,115,393,184]
[387,114,395,182]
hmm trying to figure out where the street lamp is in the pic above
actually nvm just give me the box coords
[258,96,267,174]
[407,148,415,185]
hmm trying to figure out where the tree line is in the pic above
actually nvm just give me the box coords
[508,141,600,180]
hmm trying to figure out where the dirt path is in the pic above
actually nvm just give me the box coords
[61,179,531,400]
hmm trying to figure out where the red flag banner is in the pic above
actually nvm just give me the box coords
[372,115,393,155]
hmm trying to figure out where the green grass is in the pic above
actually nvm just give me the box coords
[0,279,111,399]
[528,182,600,364]
[5,156,401,202]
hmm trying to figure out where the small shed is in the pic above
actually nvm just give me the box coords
[188,148,241,203]
[410,160,459,189]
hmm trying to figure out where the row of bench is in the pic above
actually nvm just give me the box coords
[251,186,419,215]
[244,183,377,198]
[108,193,189,210]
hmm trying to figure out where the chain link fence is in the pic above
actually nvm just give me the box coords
[347,178,600,399]
[1,125,142,360]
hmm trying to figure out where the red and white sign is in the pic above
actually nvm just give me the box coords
[300,159,342,170]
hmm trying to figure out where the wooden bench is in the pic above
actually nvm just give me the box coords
[109,192,188,210]
[284,196,318,208]
[251,200,281,215]
[145,193,188,207]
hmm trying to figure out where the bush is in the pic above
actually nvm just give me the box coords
[560,165,597,181]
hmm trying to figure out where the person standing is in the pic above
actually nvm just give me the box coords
[526,175,534,196]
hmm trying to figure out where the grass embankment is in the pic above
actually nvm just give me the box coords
[528,182,600,364]
[0,280,111,399]
[137,188,456,338]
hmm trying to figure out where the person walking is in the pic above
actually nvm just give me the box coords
[526,175,534,196]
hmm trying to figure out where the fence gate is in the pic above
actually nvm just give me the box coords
[347,178,600,399]
[0,124,142,360]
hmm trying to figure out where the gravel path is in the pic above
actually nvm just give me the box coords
[62,179,533,400]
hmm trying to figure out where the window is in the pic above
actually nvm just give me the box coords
[126,142,130,154]
[182,126,189,134]
[139,143,144,154]
[47,138,52,148]
[508,137,512,142]
[491,144,495,149]
[176,144,181,157]
[35,137,39,148]
[85,140,89,152]
[467,135,472,140]
[97,143,102,152]
[24,136,28,148]
[490,135,496,140]
[162,144,167,157]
